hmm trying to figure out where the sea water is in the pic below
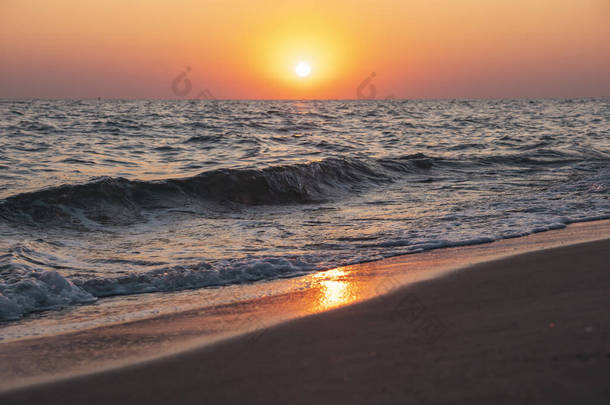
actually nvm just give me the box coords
[1,99,608,325]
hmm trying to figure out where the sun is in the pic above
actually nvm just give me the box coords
[295,61,311,77]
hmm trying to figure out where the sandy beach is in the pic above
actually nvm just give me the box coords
[2,221,609,404]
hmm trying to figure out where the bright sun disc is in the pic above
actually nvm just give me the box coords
[295,61,311,77]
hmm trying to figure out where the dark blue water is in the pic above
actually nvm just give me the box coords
[1,99,609,321]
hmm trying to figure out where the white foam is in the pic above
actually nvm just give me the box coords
[0,271,96,321]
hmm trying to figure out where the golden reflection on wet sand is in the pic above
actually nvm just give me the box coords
[310,267,359,311]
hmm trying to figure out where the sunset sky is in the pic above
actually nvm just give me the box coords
[1,0,609,99]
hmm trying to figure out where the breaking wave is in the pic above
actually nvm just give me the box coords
[0,154,434,226]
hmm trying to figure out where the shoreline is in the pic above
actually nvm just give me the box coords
[3,235,610,403]
[4,217,610,342]
[1,219,609,394]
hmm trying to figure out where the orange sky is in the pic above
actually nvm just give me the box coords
[1,0,609,99]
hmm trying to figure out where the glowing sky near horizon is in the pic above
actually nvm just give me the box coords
[1,0,609,99]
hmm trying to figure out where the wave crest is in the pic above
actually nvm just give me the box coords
[0,154,433,226]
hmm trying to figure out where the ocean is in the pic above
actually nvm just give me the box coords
[1,99,609,328]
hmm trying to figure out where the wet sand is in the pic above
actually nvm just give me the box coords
[2,233,609,403]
